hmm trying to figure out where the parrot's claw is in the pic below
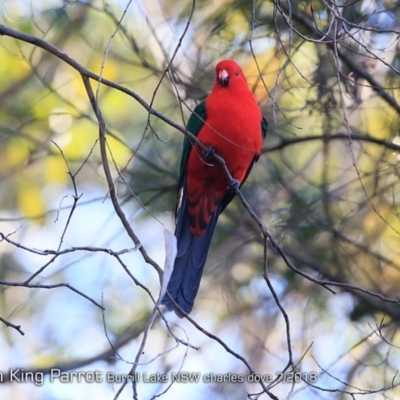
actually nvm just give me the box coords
[202,146,216,159]
[228,179,240,192]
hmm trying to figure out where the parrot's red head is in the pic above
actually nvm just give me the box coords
[214,60,248,89]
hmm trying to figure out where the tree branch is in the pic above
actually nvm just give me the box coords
[264,133,400,153]
[0,315,25,336]
[0,24,186,136]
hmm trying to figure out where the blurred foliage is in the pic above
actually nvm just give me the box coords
[0,0,400,399]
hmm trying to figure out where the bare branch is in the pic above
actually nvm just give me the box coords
[0,315,25,336]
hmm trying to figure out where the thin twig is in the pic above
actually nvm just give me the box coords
[0,315,25,336]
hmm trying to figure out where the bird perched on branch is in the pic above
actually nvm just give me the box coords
[162,59,268,315]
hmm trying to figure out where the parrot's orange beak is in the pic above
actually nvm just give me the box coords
[218,69,229,87]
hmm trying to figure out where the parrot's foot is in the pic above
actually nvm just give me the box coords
[228,179,240,192]
[202,146,216,159]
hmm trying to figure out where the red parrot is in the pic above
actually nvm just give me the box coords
[162,59,268,315]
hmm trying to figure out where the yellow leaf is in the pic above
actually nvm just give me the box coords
[0,137,30,172]
[17,177,46,222]
[64,119,99,160]
[45,155,70,184]
[106,133,132,168]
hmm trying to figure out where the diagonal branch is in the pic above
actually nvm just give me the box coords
[81,74,162,276]
[0,315,25,336]
[0,24,186,136]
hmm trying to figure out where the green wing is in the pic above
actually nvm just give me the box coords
[261,116,268,140]
[178,101,207,187]
[249,115,268,166]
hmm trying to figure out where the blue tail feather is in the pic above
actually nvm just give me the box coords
[162,191,220,315]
